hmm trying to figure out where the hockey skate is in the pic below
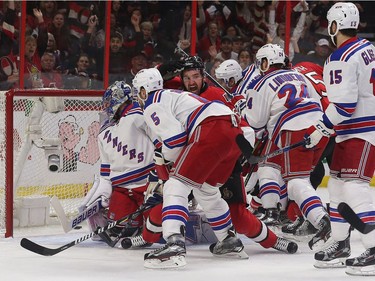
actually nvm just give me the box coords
[144,234,186,269]
[314,235,351,268]
[295,219,318,237]
[121,234,152,249]
[272,237,298,254]
[209,228,249,259]
[281,216,304,235]
[308,215,332,250]
[345,247,375,276]
[261,207,281,227]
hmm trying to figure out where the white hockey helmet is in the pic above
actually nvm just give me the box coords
[102,81,132,118]
[132,68,163,103]
[327,2,359,41]
[215,59,243,87]
[255,44,285,73]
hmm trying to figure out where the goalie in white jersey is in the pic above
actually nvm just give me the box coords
[304,2,375,275]
[133,68,248,269]
[79,81,162,240]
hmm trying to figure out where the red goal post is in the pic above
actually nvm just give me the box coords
[0,89,104,238]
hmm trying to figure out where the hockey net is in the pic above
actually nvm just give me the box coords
[0,89,103,237]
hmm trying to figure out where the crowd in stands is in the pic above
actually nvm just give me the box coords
[0,0,373,91]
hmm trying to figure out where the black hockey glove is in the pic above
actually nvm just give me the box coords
[157,60,185,79]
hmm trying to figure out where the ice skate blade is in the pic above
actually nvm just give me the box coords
[345,265,375,276]
[144,255,187,269]
[212,247,249,260]
[314,258,347,269]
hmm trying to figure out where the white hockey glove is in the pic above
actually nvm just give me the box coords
[153,149,172,181]
[304,120,334,149]
[144,170,163,206]
[232,96,246,116]
[78,175,112,212]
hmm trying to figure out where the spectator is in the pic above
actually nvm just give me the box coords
[215,36,238,62]
[267,0,308,61]
[237,48,253,70]
[232,35,245,54]
[204,1,234,33]
[122,8,142,49]
[178,2,205,43]
[224,24,240,39]
[23,8,48,89]
[63,53,97,89]
[40,52,63,88]
[82,16,129,85]
[123,50,149,87]
[247,1,269,56]
[47,12,72,69]
[135,21,157,59]
[198,21,220,62]
[293,38,332,66]
[0,0,19,90]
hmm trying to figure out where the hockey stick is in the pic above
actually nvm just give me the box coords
[20,202,159,256]
[338,202,375,234]
[236,134,306,165]
[243,134,268,186]
[50,196,100,233]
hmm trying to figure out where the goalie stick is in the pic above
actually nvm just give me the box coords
[235,134,306,165]
[20,202,159,256]
[338,202,375,234]
[50,196,100,233]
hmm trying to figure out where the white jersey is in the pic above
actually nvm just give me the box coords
[243,69,323,146]
[234,64,261,97]
[98,103,160,189]
[323,37,375,145]
[142,89,234,162]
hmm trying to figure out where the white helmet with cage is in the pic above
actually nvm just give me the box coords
[132,68,163,103]
[255,44,285,73]
[327,2,359,43]
[102,81,132,119]
[215,59,243,87]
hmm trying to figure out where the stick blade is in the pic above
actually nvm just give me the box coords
[20,238,59,256]
[337,202,374,234]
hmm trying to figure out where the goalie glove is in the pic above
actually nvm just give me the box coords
[78,175,112,212]
[144,170,163,206]
[304,120,334,149]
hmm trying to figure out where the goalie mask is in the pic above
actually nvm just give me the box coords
[327,2,359,45]
[215,59,243,88]
[102,81,132,119]
[132,68,163,105]
[255,44,285,73]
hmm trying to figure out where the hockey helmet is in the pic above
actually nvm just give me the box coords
[215,59,243,87]
[102,81,132,118]
[255,44,285,73]
[132,68,163,103]
[327,2,359,42]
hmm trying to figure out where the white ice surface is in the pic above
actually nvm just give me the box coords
[1,188,374,281]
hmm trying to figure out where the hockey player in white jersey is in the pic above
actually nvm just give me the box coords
[79,81,162,241]
[238,43,332,250]
[304,3,375,275]
[133,68,248,269]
